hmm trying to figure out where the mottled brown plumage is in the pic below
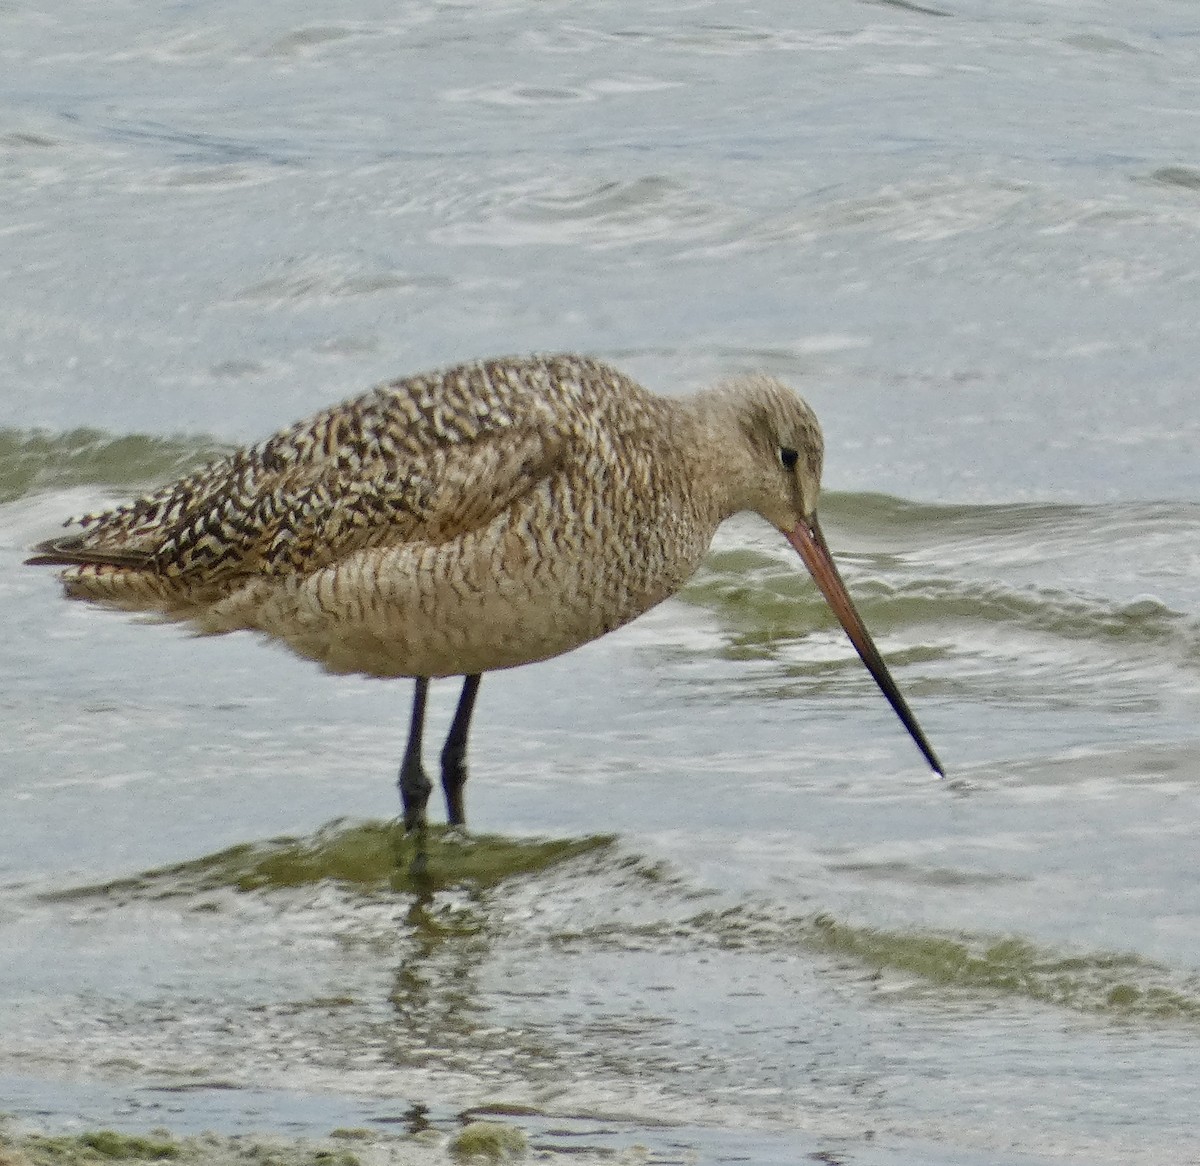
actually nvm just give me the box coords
[28,353,942,834]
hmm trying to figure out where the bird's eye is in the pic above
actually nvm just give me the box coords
[779,446,799,471]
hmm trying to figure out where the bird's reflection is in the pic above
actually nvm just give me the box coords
[384,888,499,1069]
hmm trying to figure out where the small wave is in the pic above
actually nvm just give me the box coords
[736,909,1200,1023]
[548,894,1200,1024]
[433,172,726,249]
[260,24,362,58]
[41,819,618,901]
[865,0,952,16]
[1146,166,1200,193]
[683,549,1190,658]
[96,115,307,167]
[675,492,1200,671]
[229,256,452,304]
[819,489,1167,550]
[0,428,229,506]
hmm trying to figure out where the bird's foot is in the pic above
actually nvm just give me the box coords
[388,813,433,889]
[407,843,429,881]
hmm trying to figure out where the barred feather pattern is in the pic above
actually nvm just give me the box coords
[31,354,824,680]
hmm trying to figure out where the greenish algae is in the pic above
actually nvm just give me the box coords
[448,1123,526,1163]
[0,1121,655,1166]
[796,913,1200,1021]
[554,906,1200,1023]
[11,1130,178,1164]
[0,1127,369,1166]
[78,1134,178,1161]
[0,427,229,505]
[44,820,615,901]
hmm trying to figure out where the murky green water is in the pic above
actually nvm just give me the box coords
[5,2,1200,1164]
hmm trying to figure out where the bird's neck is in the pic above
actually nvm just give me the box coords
[674,388,763,523]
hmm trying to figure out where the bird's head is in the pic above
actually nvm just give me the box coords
[709,374,944,777]
[719,373,826,534]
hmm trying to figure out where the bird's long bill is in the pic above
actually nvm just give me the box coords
[785,518,945,776]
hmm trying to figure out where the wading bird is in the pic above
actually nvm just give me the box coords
[28,354,942,841]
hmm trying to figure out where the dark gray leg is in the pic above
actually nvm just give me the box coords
[398,677,433,833]
[440,674,481,827]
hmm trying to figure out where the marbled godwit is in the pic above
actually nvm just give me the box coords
[28,354,942,837]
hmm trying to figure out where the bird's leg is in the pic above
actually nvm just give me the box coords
[398,677,433,835]
[440,674,481,828]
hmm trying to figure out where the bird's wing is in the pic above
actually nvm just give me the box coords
[237,424,567,578]
[28,357,584,582]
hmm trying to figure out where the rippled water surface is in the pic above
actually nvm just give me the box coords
[4,2,1200,1163]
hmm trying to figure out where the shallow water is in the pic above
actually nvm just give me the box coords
[4,2,1200,1164]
